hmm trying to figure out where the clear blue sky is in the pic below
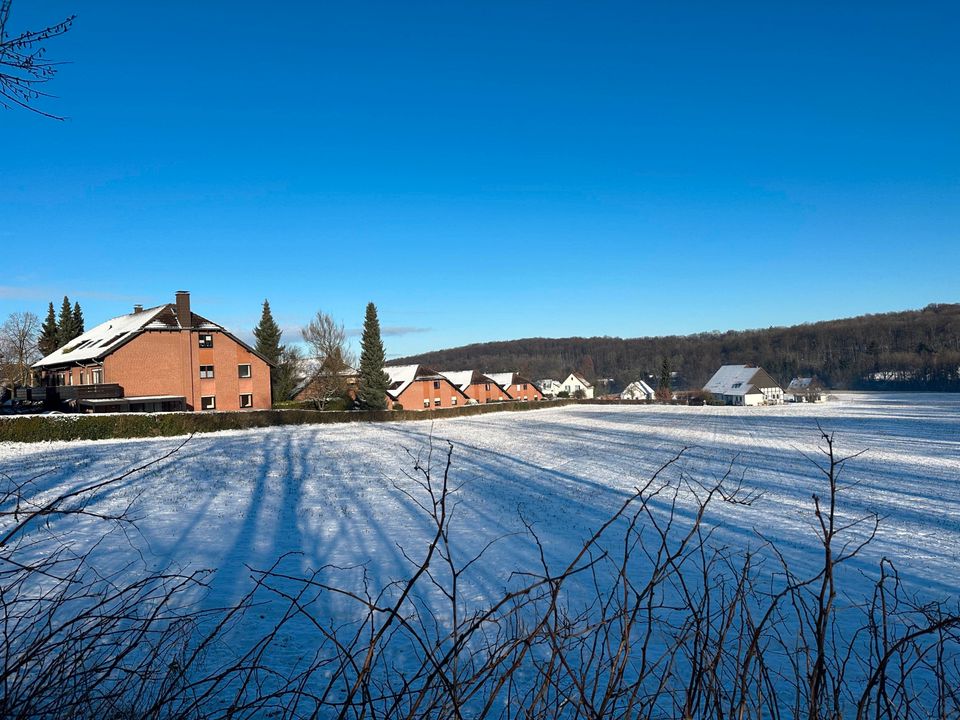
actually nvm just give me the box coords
[2,1,957,358]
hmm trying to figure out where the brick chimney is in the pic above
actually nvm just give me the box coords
[133,304,143,314]
[175,291,192,328]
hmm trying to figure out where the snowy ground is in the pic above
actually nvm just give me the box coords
[2,392,959,684]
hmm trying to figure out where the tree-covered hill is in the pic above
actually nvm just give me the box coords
[392,304,960,391]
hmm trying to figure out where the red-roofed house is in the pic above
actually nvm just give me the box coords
[32,291,273,412]
[385,364,470,410]
[485,372,544,401]
[440,370,511,404]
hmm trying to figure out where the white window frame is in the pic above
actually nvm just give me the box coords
[239,393,253,408]
[200,365,215,379]
[200,395,216,410]
[238,364,252,378]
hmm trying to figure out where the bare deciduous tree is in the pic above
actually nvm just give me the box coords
[0,310,40,386]
[301,310,355,409]
[0,0,74,119]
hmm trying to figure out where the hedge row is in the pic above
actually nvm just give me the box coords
[0,399,577,444]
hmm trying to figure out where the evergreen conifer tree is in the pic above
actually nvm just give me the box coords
[358,302,389,409]
[71,301,84,337]
[38,302,59,356]
[56,296,75,346]
[253,300,282,362]
[253,300,284,401]
[656,357,672,402]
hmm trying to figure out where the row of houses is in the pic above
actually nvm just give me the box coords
[20,291,824,414]
[21,291,550,414]
[383,365,544,410]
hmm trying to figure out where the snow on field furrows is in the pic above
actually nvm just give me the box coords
[2,392,959,631]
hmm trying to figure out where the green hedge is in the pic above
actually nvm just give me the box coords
[0,400,576,444]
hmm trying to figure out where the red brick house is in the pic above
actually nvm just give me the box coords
[385,365,470,410]
[485,372,544,402]
[32,291,272,412]
[439,370,511,404]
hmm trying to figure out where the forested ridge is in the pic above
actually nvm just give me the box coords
[393,303,960,391]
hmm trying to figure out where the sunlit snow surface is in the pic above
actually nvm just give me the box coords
[2,393,959,665]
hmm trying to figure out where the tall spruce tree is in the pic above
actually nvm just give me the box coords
[253,300,284,401]
[71,301,84,337]
[38,302,59,355]
[656,357,672,402]
[56,296,76,346]
[358,302,389,409]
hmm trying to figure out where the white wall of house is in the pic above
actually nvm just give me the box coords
[620,381,654,400]
[560,373,594,399]
[537,379,562,396]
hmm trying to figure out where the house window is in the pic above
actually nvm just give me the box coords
[198,333,213,348]
[451,397,457,405]
[67,373,73,386]
[239,393,253,408]
[423,399,430,408]
[485,383,491,391]
[433,380,441,389]
[522,383,527,390]
[200,365,215,379]
[79,371,85,385]
[200,396,216,410]
[434,398,441,406]
[91,369,102,385]
[238,364,252,378]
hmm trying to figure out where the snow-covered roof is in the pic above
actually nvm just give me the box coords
[33,302,267,369]
[384,365,421,397]
[33,305,170,368]
[787,377,817,391]
[438,370,496,392]
[384,365,470,400]
[621,380,655,398]
[703,365,759,396]
[703,365,783,396]
[486,372,515,387]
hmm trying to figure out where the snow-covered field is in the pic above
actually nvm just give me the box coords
[3,393,959,595]
[2,392,959,698]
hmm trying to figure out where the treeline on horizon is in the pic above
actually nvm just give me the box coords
[395,303,960,392]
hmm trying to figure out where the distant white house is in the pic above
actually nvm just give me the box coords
[786,376,826,403]
[560,372,594,399]
[537,378,563,397]
[620,380,655,401]
[703,365,783,406]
